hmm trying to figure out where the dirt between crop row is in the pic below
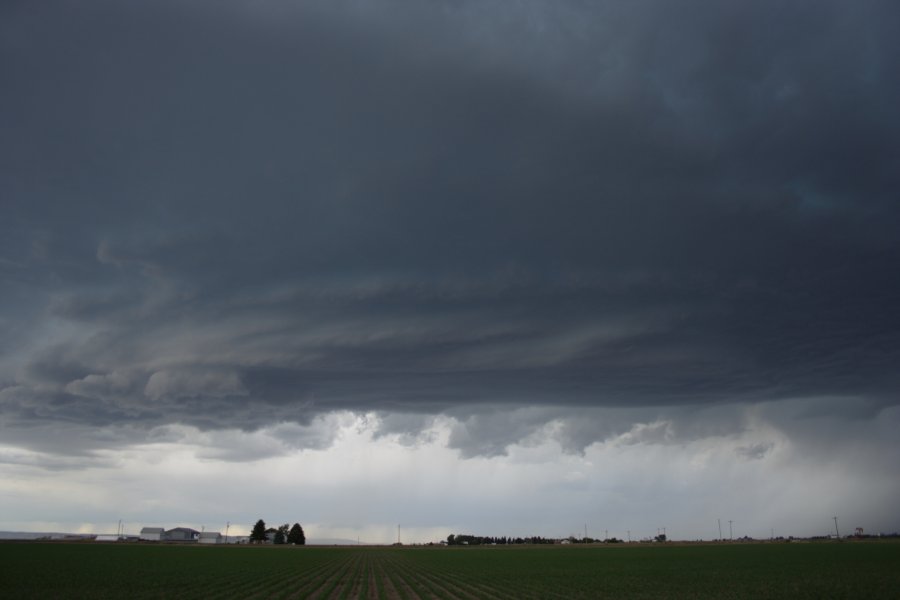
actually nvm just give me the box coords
[275,549,511,600]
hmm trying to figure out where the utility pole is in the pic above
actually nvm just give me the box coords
[833,517,840,539]
[398,524,401,545]
[605,529,608,541]
[718,519,722,541]
[226,522,230,543]
[627,530,631,542]
[729,520,733,540]
[584,524,587,540]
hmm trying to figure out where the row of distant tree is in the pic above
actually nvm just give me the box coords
[446,534,637,545]
[250,519,306,545]
[447,534,556,545]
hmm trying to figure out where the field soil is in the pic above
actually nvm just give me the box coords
[1,540,899,599]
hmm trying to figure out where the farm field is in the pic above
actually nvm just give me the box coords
[1,541,899,599]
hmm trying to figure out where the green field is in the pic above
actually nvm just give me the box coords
[1,541,898,599]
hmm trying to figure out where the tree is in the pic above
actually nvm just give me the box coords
[274,523,290,545]
[288,523,306,545]
[250,519,267,544]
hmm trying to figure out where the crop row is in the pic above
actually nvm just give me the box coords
[2,541,899,598]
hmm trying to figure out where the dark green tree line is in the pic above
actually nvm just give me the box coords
[249,519,305,545]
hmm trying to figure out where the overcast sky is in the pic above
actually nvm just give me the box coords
[2,0,899,543]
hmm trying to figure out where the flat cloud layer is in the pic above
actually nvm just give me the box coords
[1,0,900,536]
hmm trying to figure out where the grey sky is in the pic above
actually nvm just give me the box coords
[2,0,899,540]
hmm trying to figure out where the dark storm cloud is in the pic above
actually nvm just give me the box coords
[735,442,773,461]
[2,0,899,455]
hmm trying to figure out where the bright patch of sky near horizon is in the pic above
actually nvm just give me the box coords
[2,405,898,542]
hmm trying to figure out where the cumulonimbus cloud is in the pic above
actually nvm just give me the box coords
[0,0,898,461]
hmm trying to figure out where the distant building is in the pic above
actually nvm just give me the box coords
[165,527,200,542]
[198,532,222,544]
[95,534,120,542]
[140,527,165,541]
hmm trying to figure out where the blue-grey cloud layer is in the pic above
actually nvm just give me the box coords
[2,0,899,455]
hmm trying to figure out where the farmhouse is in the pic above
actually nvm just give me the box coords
[139,527,165,541]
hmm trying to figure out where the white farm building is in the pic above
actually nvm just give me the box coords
[165,527,200,542]
[198,532,222,544]
[139,527,165,541]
